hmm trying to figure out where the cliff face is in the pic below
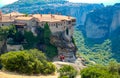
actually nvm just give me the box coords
[85,4,120,39]
[0,40,7,54]
[50,32,77,62]
[110,10,120,32]
[1,0,103,25]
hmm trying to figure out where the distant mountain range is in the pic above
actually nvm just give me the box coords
[1,0,104,25]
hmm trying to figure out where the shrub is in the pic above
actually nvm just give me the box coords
[80,64,120,78]
[81,66,108,78]
[27,49,47,62]
[0,51,36,74]
[58,65,77,78]
[41,62,56,75]
[0,49,56,75]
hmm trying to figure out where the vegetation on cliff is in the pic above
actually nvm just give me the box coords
[84,3,120,62]
[0,25,58,59]
[43,23,58,59]
[73,28,116,65]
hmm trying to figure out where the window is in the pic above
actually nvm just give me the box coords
[2,24,4,26]
[72,19,76,22]
[56,25,58,28]
[66,28,69,35]
[41,24,43,26]
[68,21,71,24]
[56,23,58,28]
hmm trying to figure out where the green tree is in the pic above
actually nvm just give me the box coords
[36,27,44,44]
[13,31,24,44]
[45,44,58,59]
[7,25,16,38]
[44,22,51,45]
[43,23,58,59]
[23,31,38,49]
[0,26,11,40]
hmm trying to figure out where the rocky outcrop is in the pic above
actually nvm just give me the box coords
[50,32,77,62]
[110,10,120,32]
[85,3,120,39]
[0,40,7,54]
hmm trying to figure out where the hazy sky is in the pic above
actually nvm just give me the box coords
[69,0,120,5]
[0,0,120,5]
[0,0,17,5]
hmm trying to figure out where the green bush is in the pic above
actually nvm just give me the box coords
[27,49,47,61]
[41,62,56,75]
[0,51,36,74]
[80,64,120,78]
[58,65,77,78]
[0,49,56,75]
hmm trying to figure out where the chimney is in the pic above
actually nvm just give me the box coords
[52,15,55,19]
[68,16,70,19]
[51,14,53,19]
[40,14,42,17]
[10,14,12,19]
[0,11,2,21]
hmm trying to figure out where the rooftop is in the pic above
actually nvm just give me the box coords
[15,17,33,21]
[0,12,76,23]
[33,14,75,22]
[3,12,25,17]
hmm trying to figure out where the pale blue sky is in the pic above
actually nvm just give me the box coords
[69,0,120,5]
[0,0,120,6]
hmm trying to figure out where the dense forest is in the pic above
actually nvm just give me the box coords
[73,27,116,65]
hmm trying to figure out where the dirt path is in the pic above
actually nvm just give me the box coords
[0,71,58,78]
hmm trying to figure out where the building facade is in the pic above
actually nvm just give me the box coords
[0,11,76,40]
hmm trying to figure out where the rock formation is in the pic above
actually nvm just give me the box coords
[84,3,120,39]
[50,32,77,62]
